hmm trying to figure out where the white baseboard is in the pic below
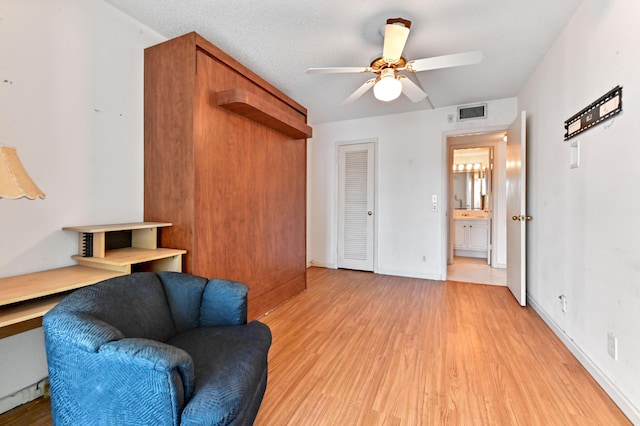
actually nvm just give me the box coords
[307,261,337,269]
[0,377,48,415]
[307,263,442,281]
[376,267,442,281]
[528,295,640,425]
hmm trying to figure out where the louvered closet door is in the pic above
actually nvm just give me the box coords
[338,142,375,271]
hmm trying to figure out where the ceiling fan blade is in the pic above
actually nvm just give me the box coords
[306,67,371,74]
[407,50,483,72]
[398,75,427,103]
[343,78,377,104]
[382,18,411,65]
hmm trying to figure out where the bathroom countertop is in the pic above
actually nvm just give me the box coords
[453,210,490,220]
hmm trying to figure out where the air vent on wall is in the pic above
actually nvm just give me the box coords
[457,103,487,121]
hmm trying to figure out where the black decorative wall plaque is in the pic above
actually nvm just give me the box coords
[564,86,622,141]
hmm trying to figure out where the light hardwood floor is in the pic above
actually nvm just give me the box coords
[0,267,630,425]
[255,267,629,425]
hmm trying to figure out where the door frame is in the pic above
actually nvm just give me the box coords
[335,138,378,272]
[448,144,495,263]
[440,126,508,281]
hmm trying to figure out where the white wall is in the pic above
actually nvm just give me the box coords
[519,0,640,421]
[0,0,164,402]
[307,97,517,279]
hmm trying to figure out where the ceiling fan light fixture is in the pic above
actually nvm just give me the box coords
[373,69,402,102]
[307,19,480,105]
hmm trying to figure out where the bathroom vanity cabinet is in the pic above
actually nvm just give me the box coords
[454,219,489,258]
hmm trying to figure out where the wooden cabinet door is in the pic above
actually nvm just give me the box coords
[192,50,307,318]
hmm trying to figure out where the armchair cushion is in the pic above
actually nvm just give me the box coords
[168,322,271,425]
[158,271,208,333]
[200,278,249,326]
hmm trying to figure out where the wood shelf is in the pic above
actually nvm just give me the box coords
[63,221,174,257]
[73,247,186,273]
[0,223,186,339]
[217,89,313,139]
[62,222,173,233]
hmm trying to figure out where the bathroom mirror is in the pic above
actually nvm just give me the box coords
[452,146,491,211]
[453,170,486,210]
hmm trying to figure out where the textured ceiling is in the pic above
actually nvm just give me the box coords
[103,0,583,124]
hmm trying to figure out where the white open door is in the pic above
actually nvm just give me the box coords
[506,111,528,306]
[338,142,375,271]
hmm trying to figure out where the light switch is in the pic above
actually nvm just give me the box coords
[570,140,580,169]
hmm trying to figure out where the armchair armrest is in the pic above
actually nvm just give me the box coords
[199,279,249,326]
[99,338,195,400]
[43,311,124,352]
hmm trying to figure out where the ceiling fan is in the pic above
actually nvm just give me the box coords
[306,18,483,104]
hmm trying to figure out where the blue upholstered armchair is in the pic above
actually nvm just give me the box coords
[43,271,272,425]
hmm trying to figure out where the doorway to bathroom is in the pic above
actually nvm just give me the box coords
[446,132,507,286]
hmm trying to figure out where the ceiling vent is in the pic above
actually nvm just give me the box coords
[457,103,487,121]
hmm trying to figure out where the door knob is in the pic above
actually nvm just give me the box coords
[512,215,519,221]
[368,211,373,216]
[512,215,533,221]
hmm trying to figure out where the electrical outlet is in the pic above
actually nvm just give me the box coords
[421,255,427,263]
[607,332,618,360]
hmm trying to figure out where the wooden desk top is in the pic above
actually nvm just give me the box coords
[0,265,125,307]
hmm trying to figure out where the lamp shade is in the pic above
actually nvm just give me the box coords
[0,145,45,199]
[373,69,402,102]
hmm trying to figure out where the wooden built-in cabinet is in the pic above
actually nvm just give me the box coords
[144,32,311,319]
[0,222,185,339]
